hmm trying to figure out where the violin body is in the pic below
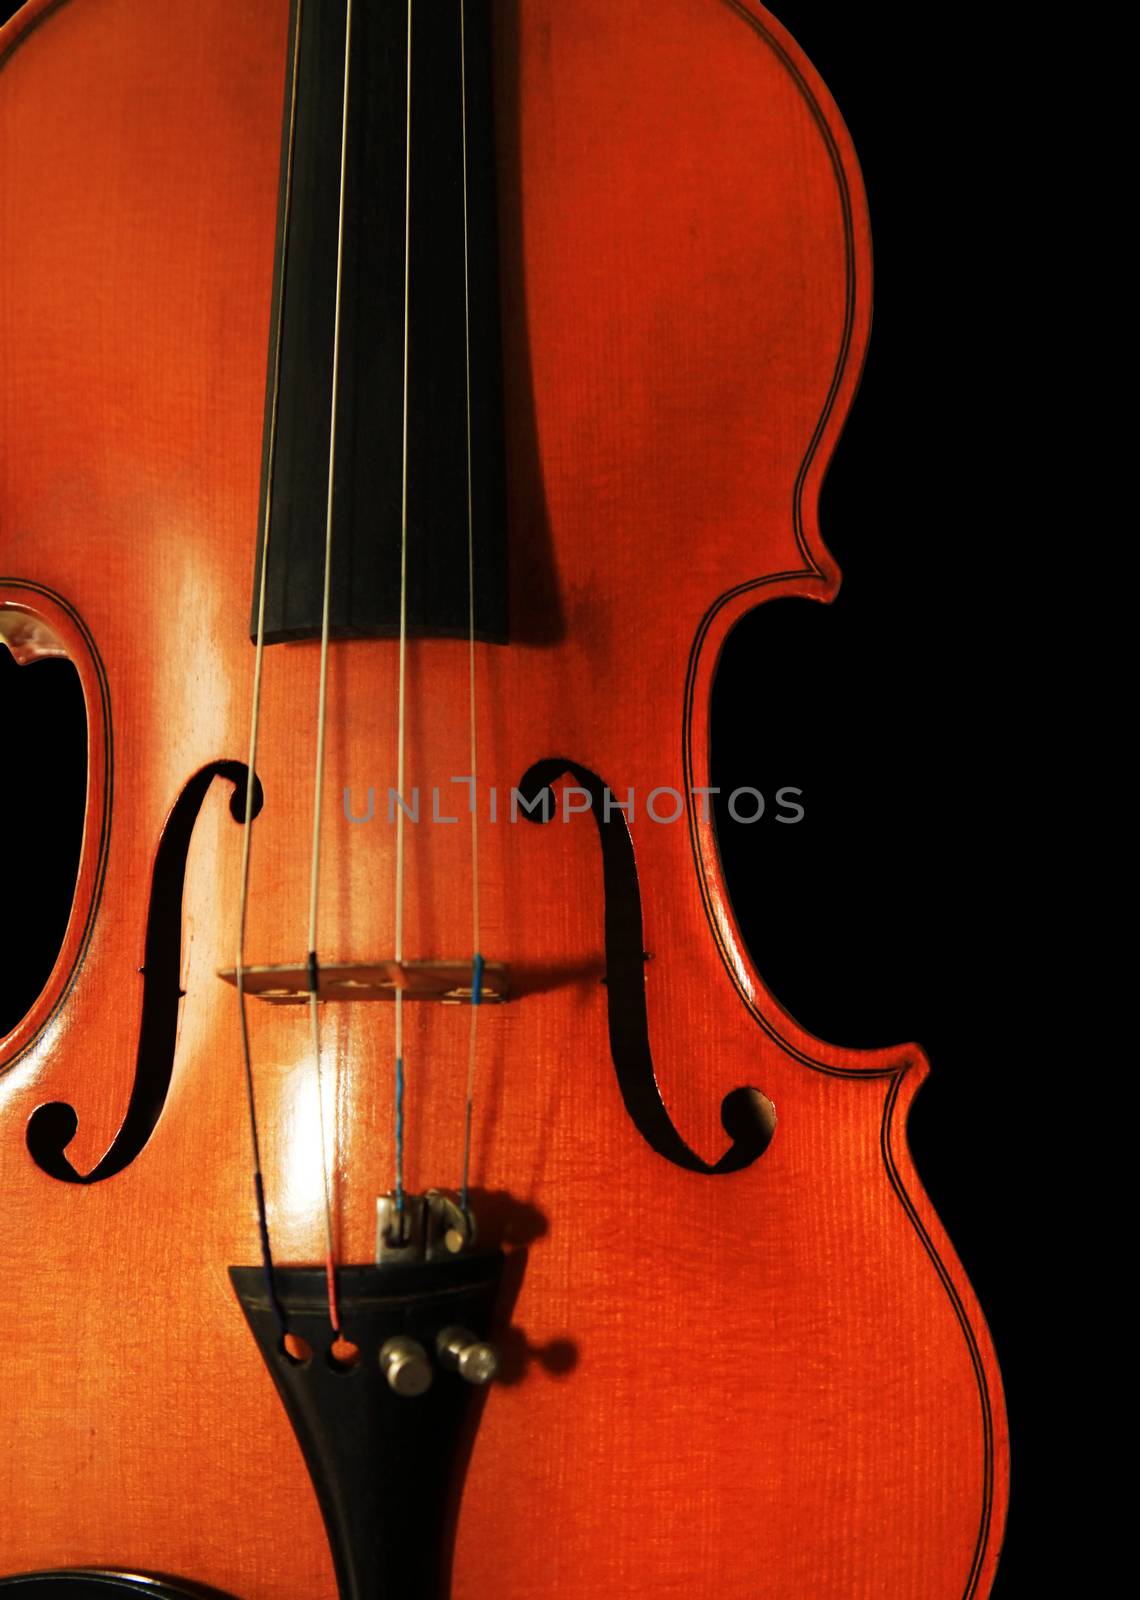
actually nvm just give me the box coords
[0,2,1008,1596]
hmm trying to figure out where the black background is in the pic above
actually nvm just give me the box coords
[0,1,1041,1592]
[706,7,1041,1594]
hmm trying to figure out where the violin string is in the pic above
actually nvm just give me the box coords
[233,0,307,1344]
[393,0,414,1218]
[459,0,483,1214]
[302,0,358,1336]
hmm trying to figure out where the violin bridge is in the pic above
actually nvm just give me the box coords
[216,958,507,1004]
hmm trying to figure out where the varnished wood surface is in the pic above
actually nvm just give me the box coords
[0,1,1008,1595]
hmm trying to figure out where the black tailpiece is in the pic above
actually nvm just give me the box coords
[230,1253,504,1600]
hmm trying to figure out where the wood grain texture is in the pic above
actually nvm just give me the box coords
[0,0,1008,1595]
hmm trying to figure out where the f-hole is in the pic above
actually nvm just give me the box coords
[26,761,262,1184]
[517,758,774,1175]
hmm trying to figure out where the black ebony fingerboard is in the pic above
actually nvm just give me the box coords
[253,0,508,643]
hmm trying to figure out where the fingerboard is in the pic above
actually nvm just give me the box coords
[252,0,508,644]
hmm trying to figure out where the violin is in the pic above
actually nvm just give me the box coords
[0,2,1010,1596]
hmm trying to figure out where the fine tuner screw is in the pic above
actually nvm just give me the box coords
[379,1336,433,1397]
[436,1325,499,1386]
